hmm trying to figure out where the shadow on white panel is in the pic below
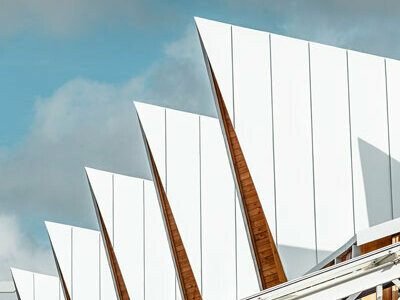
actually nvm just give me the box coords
[358,138,393,227]
[347,51,391,232]
[386,59,400,218]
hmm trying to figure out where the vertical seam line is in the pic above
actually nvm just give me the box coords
[231,25,238,300]
[165,108,168,192]
[112,174,115,247]
[269,33,278,245]
[165,108,175,300]
[384,59,394,220]
[199,116,203,295]
[346,50,356,236]
[308,42,318,264]
[143,180,146,300]
[99,233,101,300]
[33,273,35,300]
[71,227,73,299]
[231,26,236,127]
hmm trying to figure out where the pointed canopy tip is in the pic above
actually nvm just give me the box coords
[133,101,145,124]
[194,16,207,33]
[85,166,118,177]
[194,16,228,30]
[194,16,215,25]
[84,166,103,179]
[133,101,168,118]
[45,220,75,232]
[193,16,202,24]
[9,268,20,286]
[45,221,58,245]
[45,221,70,243]
[133,100,147,117]
[133,101,164,128]
[44,220,57,231]
[47,221,98,236]
[84,167,117,192]
[44,220,70,232]
[10,267,32,278]
[133,100,146,108]
[84,167,96,188]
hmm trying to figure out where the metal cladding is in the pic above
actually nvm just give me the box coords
[195,16,400,279]
[45,222,117,300]
[11,268,62,300]
[51,250,71,300]
[208,63,287,289]
[135,101,238,298]
[138,118,202,300]
[88,178,130,300]
[10,16,400,300]
[84,167,149,300]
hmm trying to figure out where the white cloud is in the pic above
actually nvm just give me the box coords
[0,77,148,225]
[0,26,213,277]
[0,214,55,280]
[3,0,399,283]
[219,0,400,59]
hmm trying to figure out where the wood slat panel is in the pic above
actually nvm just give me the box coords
[88,182,130,300]
[142,133,201,300]
[209,64,286,289]
[360,236,392,255]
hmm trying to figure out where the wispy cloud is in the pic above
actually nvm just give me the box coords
[0,26,213,279]
[218,0,400,59]
[0,214,55,280]
[2,0,400,282]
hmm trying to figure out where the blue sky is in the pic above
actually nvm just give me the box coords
[2,0,400,149]
[0,0,400,286]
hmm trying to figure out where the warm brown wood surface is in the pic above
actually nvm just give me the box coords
[97,202,130,300]
[360,236,392,255]
[360,234,400,300]
[320,233,400,299]
[88,181,130,300]
[144,137,202,300]
[209,65,286,289]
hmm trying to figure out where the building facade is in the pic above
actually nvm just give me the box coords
[11,269,62,300]
[10,17,400,300]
